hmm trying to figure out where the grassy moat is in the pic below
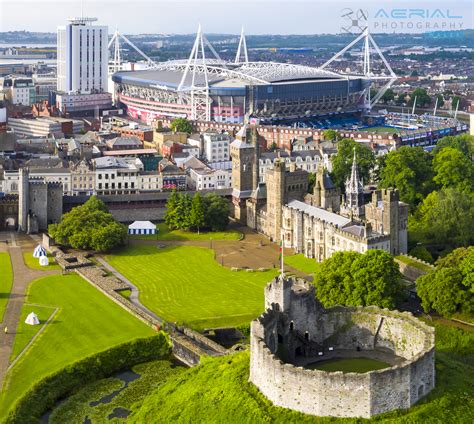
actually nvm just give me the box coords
[307,358,390,373]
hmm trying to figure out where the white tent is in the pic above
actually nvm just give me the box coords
[25,312,40,326]
[33,244,47,258]
[128,221,157,235]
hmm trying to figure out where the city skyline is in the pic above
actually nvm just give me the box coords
[0,0,472,35]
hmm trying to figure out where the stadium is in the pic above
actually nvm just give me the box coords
[111,27,392,125]
[112,63,370,124]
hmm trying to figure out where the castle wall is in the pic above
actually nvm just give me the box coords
[250,303,435,419]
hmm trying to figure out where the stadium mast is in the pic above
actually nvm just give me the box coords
[235,26,249,64]
[320,28,397,111]
[108,29,157,72]
[178,24,224,121]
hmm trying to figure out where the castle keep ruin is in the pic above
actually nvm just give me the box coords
[250,276,435,418]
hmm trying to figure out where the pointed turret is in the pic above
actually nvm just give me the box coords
[343,148,364,213]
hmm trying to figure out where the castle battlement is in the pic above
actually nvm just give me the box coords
[250,276,435,419]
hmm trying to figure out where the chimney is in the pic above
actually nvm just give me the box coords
[365,221,372,237]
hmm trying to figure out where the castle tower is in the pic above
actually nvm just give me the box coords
[18,168,29,232]
[382,189,400,255]
[230,124,256,223]
[265,160,285,242]
[312,167,341,212]
[264,274,292,313]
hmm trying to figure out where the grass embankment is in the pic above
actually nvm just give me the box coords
[22,252,61,270]
[285,254,320,275]
[48,360,185,423]
[129,222,242,241]
[106,245,278,330]
[130,323,474,423]
[0,274,155,417]
[0,252,13,322]
[395,255,433,273]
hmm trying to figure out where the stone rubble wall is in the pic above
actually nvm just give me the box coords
[250,306,435,418]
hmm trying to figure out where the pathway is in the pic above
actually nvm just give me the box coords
[0,232,60,389]
[96,257,163,323]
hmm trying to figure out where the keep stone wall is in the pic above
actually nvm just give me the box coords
[250,307,435,418]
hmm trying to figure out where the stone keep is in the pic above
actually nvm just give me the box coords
[250,275,435,418]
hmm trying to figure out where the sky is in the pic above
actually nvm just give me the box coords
[0,0,472,35]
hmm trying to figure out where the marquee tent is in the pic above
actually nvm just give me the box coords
[33,244,47,258]
[128,221,157,235]
[25,312,40,325]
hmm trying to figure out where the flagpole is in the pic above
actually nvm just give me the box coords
[280,230,284,279]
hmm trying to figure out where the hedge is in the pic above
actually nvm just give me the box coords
[4,332,171,423]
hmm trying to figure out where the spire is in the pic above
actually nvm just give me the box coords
[345,147,364,209]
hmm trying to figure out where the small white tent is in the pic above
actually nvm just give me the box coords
[33,244,47,258]
[128,221,157,235]
[25,312,40,325]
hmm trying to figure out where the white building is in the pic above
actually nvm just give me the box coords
[259,151,323,183]
[0,75,36,106]
[94,156,161,195]
[202,132,231,163]
[57,16,111,112]
[187,167,232,191]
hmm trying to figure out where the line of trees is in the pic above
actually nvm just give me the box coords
[165,191,230,232]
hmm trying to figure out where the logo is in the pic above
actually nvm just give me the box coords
[340,8,368,34]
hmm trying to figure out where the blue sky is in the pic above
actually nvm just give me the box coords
[0,0,472,34]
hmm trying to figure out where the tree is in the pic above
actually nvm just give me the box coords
[314,250,403,309]
[170,118,193,134]
[322,129,337,141]
[48,196,126,252]
[409,188,474,250]
[189,193,205,233]
[409,246,434,264]
[164,190,180,230]
[307,172,316,193]
[378,146,434,208]
[330,138,376,190]
[417,247,473,317]
[203,193,230,231]
[433,147,473,191]
[408,88,431,107]
[435,94,445,108]
[381,88,395,103]
[433,134,474,159]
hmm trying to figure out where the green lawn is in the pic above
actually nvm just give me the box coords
[395,255,433,273]
[364,126,400,133]
[307,358,389,373]
[129,223,242,241]
[0,252,13,322]
[9,305,55,362]
[22,252,61,271]
[285,254,320,275]
[106,245,278,329]
[0,274,155,417]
